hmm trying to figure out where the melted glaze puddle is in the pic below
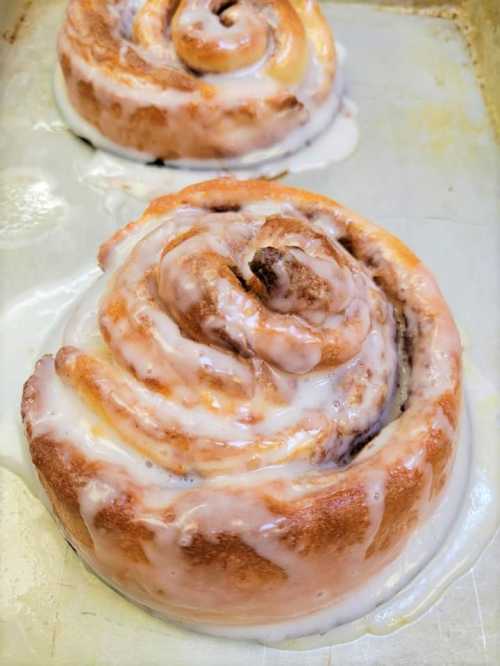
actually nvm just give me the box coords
[0,167,68,248]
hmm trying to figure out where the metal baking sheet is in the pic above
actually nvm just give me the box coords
[0,1,499,664]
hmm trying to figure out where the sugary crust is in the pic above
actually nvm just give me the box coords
[58,0,335,159]
[22,180,462,625]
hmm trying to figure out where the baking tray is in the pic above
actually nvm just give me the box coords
[1,1,499,664]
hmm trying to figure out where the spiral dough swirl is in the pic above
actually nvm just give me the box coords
[22,180,461,628]
[57,0,336,160]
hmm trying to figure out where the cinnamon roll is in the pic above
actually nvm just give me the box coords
[22,179,462,631]
[55,0,337,162]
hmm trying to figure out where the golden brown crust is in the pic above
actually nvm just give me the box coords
[272,486,371,556]
[22,180,462,625]
[365,465,425,559]
[182,534,288,589]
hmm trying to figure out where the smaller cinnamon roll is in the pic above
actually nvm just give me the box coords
[55,0,337,161]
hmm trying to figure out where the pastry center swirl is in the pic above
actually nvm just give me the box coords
[56,208,399,478]
[129,0,308,80]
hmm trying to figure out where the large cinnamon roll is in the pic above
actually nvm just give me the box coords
[22,179,461,632]
[55,0,337,162]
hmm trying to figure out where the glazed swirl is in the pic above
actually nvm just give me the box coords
[22,180,461,630]
[56,0,336,160]
[59,195,395,477]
